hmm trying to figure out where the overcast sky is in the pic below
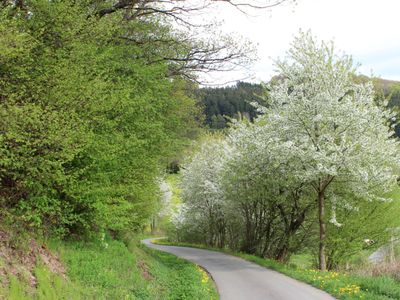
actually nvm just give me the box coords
[200,0,400,84]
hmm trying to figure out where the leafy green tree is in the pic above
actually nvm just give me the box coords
[325,198,400,269]
[0,0,204,237]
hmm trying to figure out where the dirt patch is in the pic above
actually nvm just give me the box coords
[137,260,153,281]
[0,230,66,287]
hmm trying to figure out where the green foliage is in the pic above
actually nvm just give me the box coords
[198,81,264,129]
[155,174,183,235]
[0,0,201,237]
[325,196,400,268]
[166,174,183,207]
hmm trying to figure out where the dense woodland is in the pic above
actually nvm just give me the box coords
[0,0,249,239]
[197,82,264,129]
[197,78,400,133]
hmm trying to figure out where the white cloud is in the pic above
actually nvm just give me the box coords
[200,0,400,84]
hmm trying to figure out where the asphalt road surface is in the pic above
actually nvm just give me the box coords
[142,239,335,300]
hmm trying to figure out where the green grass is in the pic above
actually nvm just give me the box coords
[1,237,218,300]
[0,265,85,300]
[154,239,400,300]
[288,253,314,269]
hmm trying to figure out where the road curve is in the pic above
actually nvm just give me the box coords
[142,239,335,300]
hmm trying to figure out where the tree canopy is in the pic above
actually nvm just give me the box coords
[0,0,208,237]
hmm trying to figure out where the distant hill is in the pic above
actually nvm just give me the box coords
[196,81,264,129]
[198,77,400,136]
[197,82,264,129]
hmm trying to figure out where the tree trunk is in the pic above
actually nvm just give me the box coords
[151,216,156,234]
[276,243,289,262]
[318,190,327,271]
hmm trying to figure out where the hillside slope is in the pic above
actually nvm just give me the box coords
[0,236,218,300]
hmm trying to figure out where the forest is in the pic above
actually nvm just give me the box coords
[197,78,400,133]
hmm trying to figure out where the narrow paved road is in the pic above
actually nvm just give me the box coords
[142,239,335,300]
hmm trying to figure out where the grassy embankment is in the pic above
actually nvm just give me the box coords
[154,238,400,300]
[0,236,218,300]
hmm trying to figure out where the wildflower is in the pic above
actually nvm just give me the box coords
[197,265,210,284]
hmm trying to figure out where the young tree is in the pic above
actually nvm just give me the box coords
[180,135,231,247]
[224,120,314,259]
[263,31,400,270]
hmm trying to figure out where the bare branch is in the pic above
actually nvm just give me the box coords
[96,0,291,18]
[94,0,287,83]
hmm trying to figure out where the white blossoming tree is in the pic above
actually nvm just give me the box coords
[174,32,399,270]
[263,31,400,270]
[224,120,315,259]
[180,135,232,247]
